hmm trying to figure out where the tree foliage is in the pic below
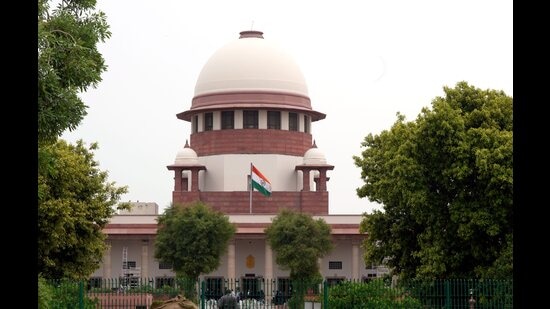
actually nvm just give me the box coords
[37,0,125,280]
[38,0,111,145]
[354,82,512,279]
[38,140,128,279]
[265,209,333,308]
[154,202,236,299]
[265,210,333,280]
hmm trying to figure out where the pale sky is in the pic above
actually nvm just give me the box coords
[61,0,513,215]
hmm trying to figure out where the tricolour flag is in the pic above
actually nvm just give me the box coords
[251,164,272,197]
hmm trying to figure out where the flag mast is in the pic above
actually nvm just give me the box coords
[249,162,253,214]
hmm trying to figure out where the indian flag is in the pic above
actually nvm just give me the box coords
[251,164,272,197]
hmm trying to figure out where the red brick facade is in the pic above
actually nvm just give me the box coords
[190,129,313,156]
[172,191,329,215]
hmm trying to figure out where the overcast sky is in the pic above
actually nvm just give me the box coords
[61,0,513,215]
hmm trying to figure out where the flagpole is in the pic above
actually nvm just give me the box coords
[249,162,253,214]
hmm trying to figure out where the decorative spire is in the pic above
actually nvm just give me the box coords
[184,140,190,148]
[312,140,317,148]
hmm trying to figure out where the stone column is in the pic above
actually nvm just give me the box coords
[264,242,274,304]
[103,242,112,278]
[265,242,273,280]
[141,240,149,279]
[228,240,236,279]
[302,169,311,191]
[318,169,328,192]
[352,241,360,281]
[191,168,199,192]
[173,167,183,191]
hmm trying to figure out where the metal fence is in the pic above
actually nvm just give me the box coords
[41,277,512,308]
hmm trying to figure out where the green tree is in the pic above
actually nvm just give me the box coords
[265,209,333,308]
[38,140,128,279]
[154,202,236,301]
[37,0,125,281]
[38,0,111,145]
[354,82,512,279]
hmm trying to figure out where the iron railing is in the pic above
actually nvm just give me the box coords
[40,277,513,308]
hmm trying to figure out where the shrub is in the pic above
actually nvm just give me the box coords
[327,279,422,309]
[38,276,53,308]
[43,279,98,308]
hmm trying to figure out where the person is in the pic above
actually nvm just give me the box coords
[218,289,238,309]
[235,289,243,302]
[272,290,284,305]
[257,289,265,302]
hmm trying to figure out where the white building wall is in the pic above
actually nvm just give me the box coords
[235,110,243,129]
[106,239,144,278]
[197,114,204,132]
[213,111,221,130]
[321,240,353,279]
[234,239,265,278]
[258,110,267,129]
[94,256,104,278]
[118,202,158,215]
[95,237,370,281]
[281,112,289,130]
[94,215,368,279]
[199,154,305,192]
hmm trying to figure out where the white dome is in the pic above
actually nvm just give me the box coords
[174,143,199,165]
[194,31,309,98]
[303,144,327,165]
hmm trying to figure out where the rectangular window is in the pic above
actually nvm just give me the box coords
[120,276,139,288]
[243,110,258,129]
[328,261,342,270]
[241,276,263,300]
[89,277,102,289]
[205,277,224,300]
[267,111,281,129]
[326,277,345,287]
[274,277,292,305]
[288,113,298,131]
[221,111,234,129]
[362,274,377,282]
[156,277,175,288]
[204,112,213,131]
[159,261,172,269]
[193,115,199,133]
[123,261,137,269]
[303,115,310,133]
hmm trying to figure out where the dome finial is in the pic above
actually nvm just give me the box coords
[303,140,326,165]
[239,30,264,39]
[174,141,199,165]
